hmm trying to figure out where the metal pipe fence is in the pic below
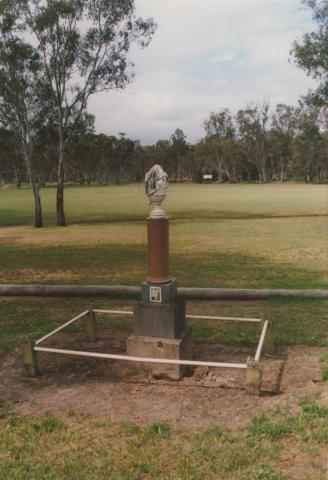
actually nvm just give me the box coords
[1,284,328,300]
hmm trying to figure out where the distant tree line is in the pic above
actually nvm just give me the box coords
[0,0,156,227]
[1,100,328,188]
[1,0,328,228]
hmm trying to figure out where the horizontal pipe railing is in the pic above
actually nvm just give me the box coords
[0,285,141,298]
[34,346,247,369]
[35,310,89,346]
[0,284,327,300]
[94,309,263,323]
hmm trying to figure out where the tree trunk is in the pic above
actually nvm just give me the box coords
[57,138,66,226]
[216,155,223,182]
[16,174,21,188]
[224,165,231,182]
[232,158,237,183]
[280,159,285,182]
[24,147,43,228]
[33,186,43,228]
[306,164,310,183]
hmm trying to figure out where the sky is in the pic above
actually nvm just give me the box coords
[88,0,316,145]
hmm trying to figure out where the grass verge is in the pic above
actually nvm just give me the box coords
[0,397,327,479]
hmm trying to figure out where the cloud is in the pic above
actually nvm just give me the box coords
[88,0,316,144]
[209,56,237,64]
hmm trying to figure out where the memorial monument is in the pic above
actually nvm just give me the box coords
[127,165,192,379]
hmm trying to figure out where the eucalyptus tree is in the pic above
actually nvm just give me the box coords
[0,128,24,187]
[64,113,95,184]
[204,108,235,139]
[271,104,298,181]
[6,0,156,225]
[170,128,188,182]
[291,0,328,107]
[292,103,325,183]
[0,8,46,226]
[236,102,270,183]
[153,139,172,176]
[291,0,328,182]
[203,109,238,182]
[87,133,114,185]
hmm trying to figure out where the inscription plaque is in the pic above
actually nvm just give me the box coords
[149,286,162,303]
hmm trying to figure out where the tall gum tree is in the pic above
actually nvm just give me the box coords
[236,102,270,183]
[292,0,328,107]
[11,0,156,226]
[203,109,238,182]
[271,104,298,182]
[0,8,45,227]
[170,128,188,183]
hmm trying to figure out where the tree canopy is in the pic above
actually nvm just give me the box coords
[292,0,328,106]
[0,0,156,226]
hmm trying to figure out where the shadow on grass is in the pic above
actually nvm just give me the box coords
[0,296,327,360]
[171,210,328,222]
[71,211,328,227]
[0,207,327,227]
[0,209,39,227]
[0,242,327,289]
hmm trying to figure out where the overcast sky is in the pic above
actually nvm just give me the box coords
[88,0,316,145]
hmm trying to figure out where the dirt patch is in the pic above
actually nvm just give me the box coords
[277,440,328,479]
[1,328,327,431]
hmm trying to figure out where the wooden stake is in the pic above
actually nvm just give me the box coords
[23,341,39,377]
[245,357,262,395]
[84,310,97,341]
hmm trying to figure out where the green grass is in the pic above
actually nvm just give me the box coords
[1,297,327,359]
[249,398,328,444]
[0,183,327,354]
[1,397,328,479]
[0,183,327,289]
[320,353,328,382]
[0,183,327,226]
[1,183,328,479]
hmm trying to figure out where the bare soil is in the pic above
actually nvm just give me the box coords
[1,327,327,432]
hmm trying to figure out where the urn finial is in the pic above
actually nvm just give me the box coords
[145,164,169,218]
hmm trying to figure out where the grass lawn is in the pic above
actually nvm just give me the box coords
[0,183,328,479]
[0,183,327,353]
[1,398,328,479]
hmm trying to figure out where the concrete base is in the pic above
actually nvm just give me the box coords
[133,300,186,339]
[127,326,192,380]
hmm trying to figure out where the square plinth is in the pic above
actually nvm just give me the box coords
[133,300,185,339]
[127,326,192,380]
[141,278,177,305]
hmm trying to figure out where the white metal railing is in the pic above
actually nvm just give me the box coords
[32,309,271,371]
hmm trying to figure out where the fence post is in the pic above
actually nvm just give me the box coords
[245,357,262,394]
[84,310,97,341]
[23,341,39,377]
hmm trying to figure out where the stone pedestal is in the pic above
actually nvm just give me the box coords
[133,300,185,338]
[127,327,192,380]
[128,279,192,379]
